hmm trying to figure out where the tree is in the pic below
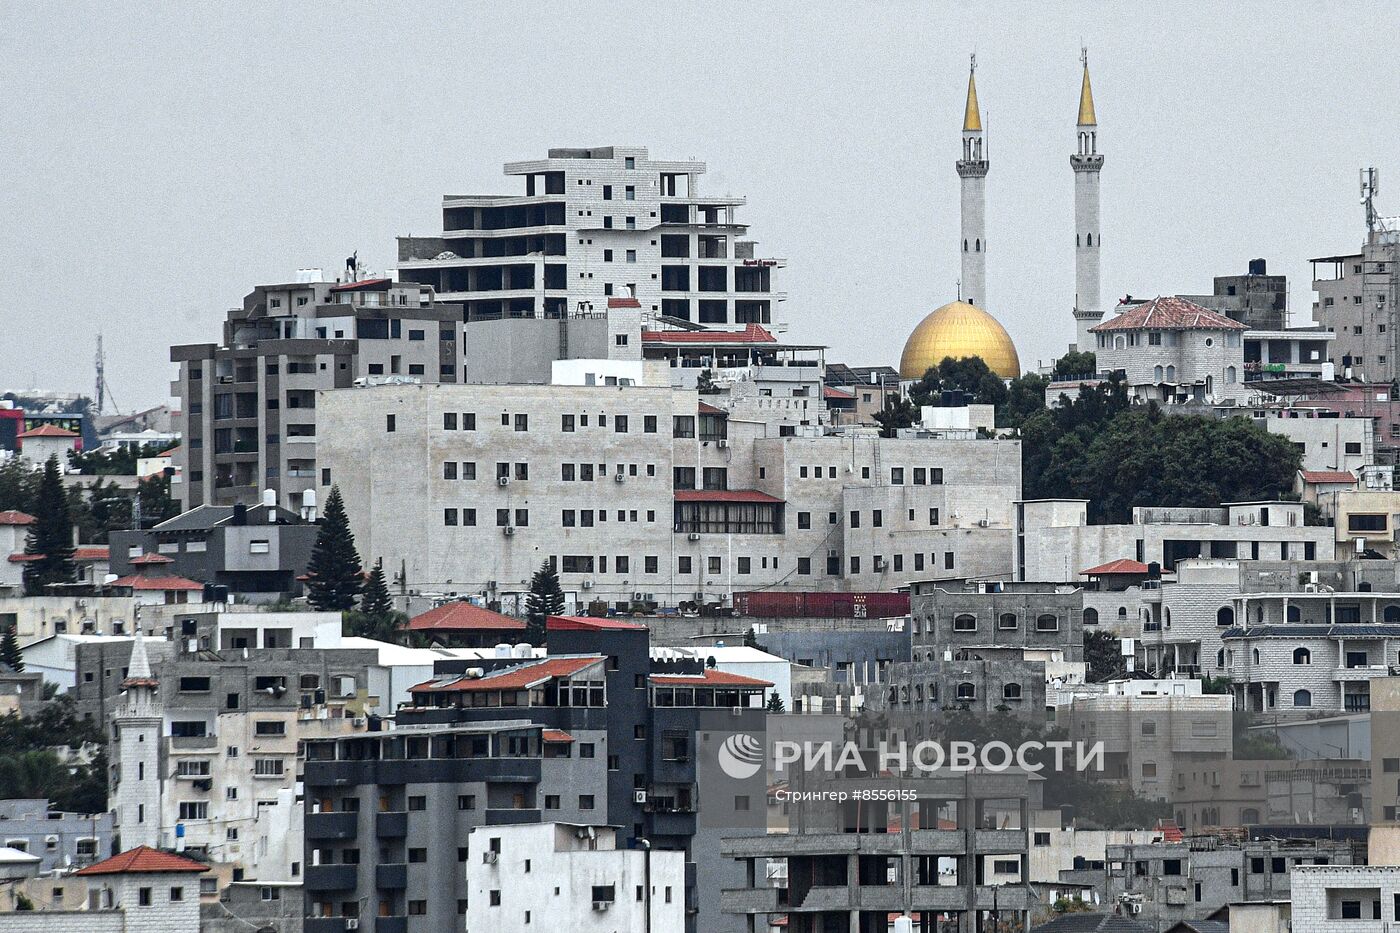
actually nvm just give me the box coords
[525,561,565,646]
[873,396,919,438]
[999,372,1050,429]
[360,560,392,617]
[907,357,1011,410]
[1084,630,1126,683]
[0,627,22,672]
[22,456,75,595]
[765,692,786,713]
[743,627,762,650]
[696,369,720,395]
[1053,349,1096,379]
[0,458,39,513]
[305,486,363,612]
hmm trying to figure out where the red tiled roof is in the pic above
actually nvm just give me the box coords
[406,602,524,632]
[73,546,110,562]
[158,445,181,457]
[1090,296,1247,333]
[129,553,174,566]
[607,296,642,309]
[17,425,79,438]
[673,489,784,504]
[0,511,35,526]
[328,277,392,292]
[823,385,855,400]
[1299,470,1356,485]
[640,323,778,344]
[542,729,574,743]
[547,615,649,632]
[409,656,605,693]
[698,401,727,415]
[74,846,208,876]
[650,670,774,687]
[7,553,42,563]
[110,574,204,591]
[1082,558,1150,576]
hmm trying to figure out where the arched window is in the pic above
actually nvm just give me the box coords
[914,685,923,703]
[1287,605,1301,623]
[1003,683,1023,700]
[1154,365,1164,381]
[998,613,1018,630]
[1115,336,1127,350]
[1217,606,1234,627]
[963,239,968,252]
[956,682,976,701]
[1226,366,1237,384]
[1086,233,1093,247]
[1166,365,1177,381]
[1252,648,1261,665]
[1386,605,1400,624]
[1294,689,1312,708]
[1163,607,1172,627]
[1293,647,1311,665]
[1076,234,1080,247]
[1241,808,1261,824]
[888,687,897,705]
[1216,649,1225,668]
[954,614,976,632]
[1083,608,1099,626]
[1118,606,1127,618]
[975,238,981,252]
[928,683,939,703]
[1036,614,1059,632]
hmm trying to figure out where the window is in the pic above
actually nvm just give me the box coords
[953,614,976,632]
[254,721,286,737]
[386,414,395,432]
[138,887,153,907]
[1294,689,1312,708]
[514,414,528,432]
[1003,683,1022,700]
[444,412,458,430]
[457,795,476,810]
[1036,614,1059,632]
[408,848,426,863]
[615,415,629,433]
[1217,606,1235,627]
[178,802,208,820]
[955,682,976,701]
[579,794,595,810]
[998,613,1017,630]
[253,758,284,777]
[1293,646,1311,664]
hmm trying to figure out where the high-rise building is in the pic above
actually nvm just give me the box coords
[171,277,464,511]
[395,146,786,328]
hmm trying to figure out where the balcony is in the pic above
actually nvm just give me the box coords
[305,919,356,933]
[375,862,407,889]
[721,887,781,913]
[375,918,407,933]
[305,811,358,841]
[170,734,216,750]
[375,811,408,838]
[485,808,541,826]
[304,864,357,892]
[1334,665,1388,682]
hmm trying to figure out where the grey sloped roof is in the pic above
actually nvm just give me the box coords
[1221,624,1400,639]
[1033,913,1154,933]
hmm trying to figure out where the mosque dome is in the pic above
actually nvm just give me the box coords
[899,300,1021,380]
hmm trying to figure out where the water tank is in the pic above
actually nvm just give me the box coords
[262,489,276,508]
[495,643,513,659]
[512,643,533,658]
[1247,258,1267,276]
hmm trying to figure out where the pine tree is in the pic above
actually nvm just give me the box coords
[361,560,393,617]
[524,560,565,646]
[22,456,75,596]
[306,486,363,612]
[765,692,786,713]
[0,627,23,672]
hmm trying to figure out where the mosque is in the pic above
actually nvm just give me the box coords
[899,54,1103,381]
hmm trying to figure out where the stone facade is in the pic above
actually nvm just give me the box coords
[1290,863,1400,931]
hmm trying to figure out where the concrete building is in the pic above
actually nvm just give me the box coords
[0,845,207,933]
[0,510,34,592]
[0,800,112,872]
[109,501,319,599]
[397,145,785,331]
[316,381,1020,608]
[1058,677,1233,800]
[17,425,81,470]
[171,275,465,511]
[1181,259,1289,331]
[879,657,1049,716]
[1169,758,1370,831]
[910,580,1086,666]
[1288,863,1400,931]
[1015,500,1334,583]
[463,822,685,932]
[0,595,138,647]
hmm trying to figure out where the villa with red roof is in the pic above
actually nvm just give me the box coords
[405,600,526,647]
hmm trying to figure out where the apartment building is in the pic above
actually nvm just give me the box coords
[316,382,1020,607]
[909,581,1086,667]
[462,823,686,932]
[100,615,384,888]
[301,615,770,933]
[171,276,464,511]
[1312,211,1400,385]
[1291,864,1400,932]
[396,145,785,327]
[1169,757,1370,831]
[1015,500,1334,583]
[0,800,112,872]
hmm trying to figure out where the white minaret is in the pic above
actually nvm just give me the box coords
[113,632,163,849]
[1071,48,1104,352]
[957,55,988,308]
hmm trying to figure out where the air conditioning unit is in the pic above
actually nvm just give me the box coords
[717,439,729,449]
[482,851,498,865]
[687,533,701,541]
[977,518,990,528]
[486,580,497,590]
[592,900,611,912]
[351,718,366,728]
[346,920,359,931]
[731,706,744,716]
[582,580,593,589]
[503,526,515,537]
[873,558,886,571]
[633,592,645,600]
[693,591,706,600]
[497,476,510,486]
[614,473,625,483]
[633,790,647,804]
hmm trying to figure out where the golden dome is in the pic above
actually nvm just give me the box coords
[899,300,1021,380]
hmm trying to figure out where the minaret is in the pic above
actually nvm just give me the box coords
[1071,48,1105,352]
[957,55,989,309]
[113,632,163,849]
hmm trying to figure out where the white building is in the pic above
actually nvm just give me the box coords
[649,645,792,708]
[464,823,685,933]
[1290,863,1400,931]
[16,426,80,471]
[317,381,1021,608]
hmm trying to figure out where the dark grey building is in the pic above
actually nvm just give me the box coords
[911,581,1085,664]
[0,799,112,872]
[878,658,1049,718]
[109,502,318,597]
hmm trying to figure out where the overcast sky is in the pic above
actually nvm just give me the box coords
[4,1,1399,409]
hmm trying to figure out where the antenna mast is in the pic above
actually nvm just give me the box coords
[95,333,107,415]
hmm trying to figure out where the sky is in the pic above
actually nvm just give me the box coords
[3,1,1399,410]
